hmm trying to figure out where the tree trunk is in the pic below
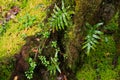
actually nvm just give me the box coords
[65,0,103,70]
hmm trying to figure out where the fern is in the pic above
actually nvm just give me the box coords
[82,23,103,55]
[48,0,74,32]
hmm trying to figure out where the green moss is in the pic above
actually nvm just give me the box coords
[0,57,14,80]
[99,66,117,80]
[0,0,53,79]
[76,35,117,80]
[104,12,119,31]
[0,0,52,59]
[76,64,96,80]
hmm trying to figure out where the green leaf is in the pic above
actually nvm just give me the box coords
[51,13,56,18]
[60,15,64,29]
[53,9,58,15]
[82,42,89,49]
[55,4,61,12]
[95,30,103,35]
[57,17,61,30]
[92,39,99,44]
[62,0,65,10]
[62,13,68,26]
[93,34,100,39]
[86,43,91,55]
[94,22,103,28]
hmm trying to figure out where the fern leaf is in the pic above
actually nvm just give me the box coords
[53,9,58,15]
[86,43,91,55]
[94,22,103,28]
[55,4,61,12]
[57,17,61,30]
[92,39,99,44]
[51,13,56,18]
[95,30,103,35]
[62,0,65,10]
[60,15,64,29]
[82,43,88,49]
[93,34,100,39]
[62,13,68,26]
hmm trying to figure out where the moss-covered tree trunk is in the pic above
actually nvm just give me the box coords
[65,0,103,70]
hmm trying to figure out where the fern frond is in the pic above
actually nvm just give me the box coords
[48,0,74,32]
[82,22,103,55]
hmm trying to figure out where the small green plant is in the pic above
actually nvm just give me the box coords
[19,13,36,30]
[51,41,57,48]
[82,23,103,55]
[48,0,74,32]
[39,48,61,75]
[25,58,36,80]
[39,41,61,76]
[39,56,50,67]
[42,31,50,38]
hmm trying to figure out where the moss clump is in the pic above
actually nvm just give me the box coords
[0,0,52,59]
[76,64,96,80]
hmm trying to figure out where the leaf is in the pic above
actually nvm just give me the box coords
[94,30,103,35]
[60,15,64,29]
[57,17,61,30]
[62,13,68,26]
[93,34,100,39]
[62,0,65,10]
[53,9,58,15]
[51,13,56,18]
[92,39,99,44]
[55,4,61,12]
[56,65,61,73]
[82,42,90,49]
[94,22,103,28]
[86,43,91,55]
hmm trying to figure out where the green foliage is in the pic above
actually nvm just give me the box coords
[19,13,36,30]
[79,35,117,80]
[76,64,96,80]
[39,56,50,67]
[49,48,61,75]
[97,63,117,80]
[39,48,61,75]
[42,31,50,38]
[48,0,74,32]
[0,58,14,80]
[39,41,61,76]
[51,41,57,48]
[82,23,103,55]
[25,58,36,80]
